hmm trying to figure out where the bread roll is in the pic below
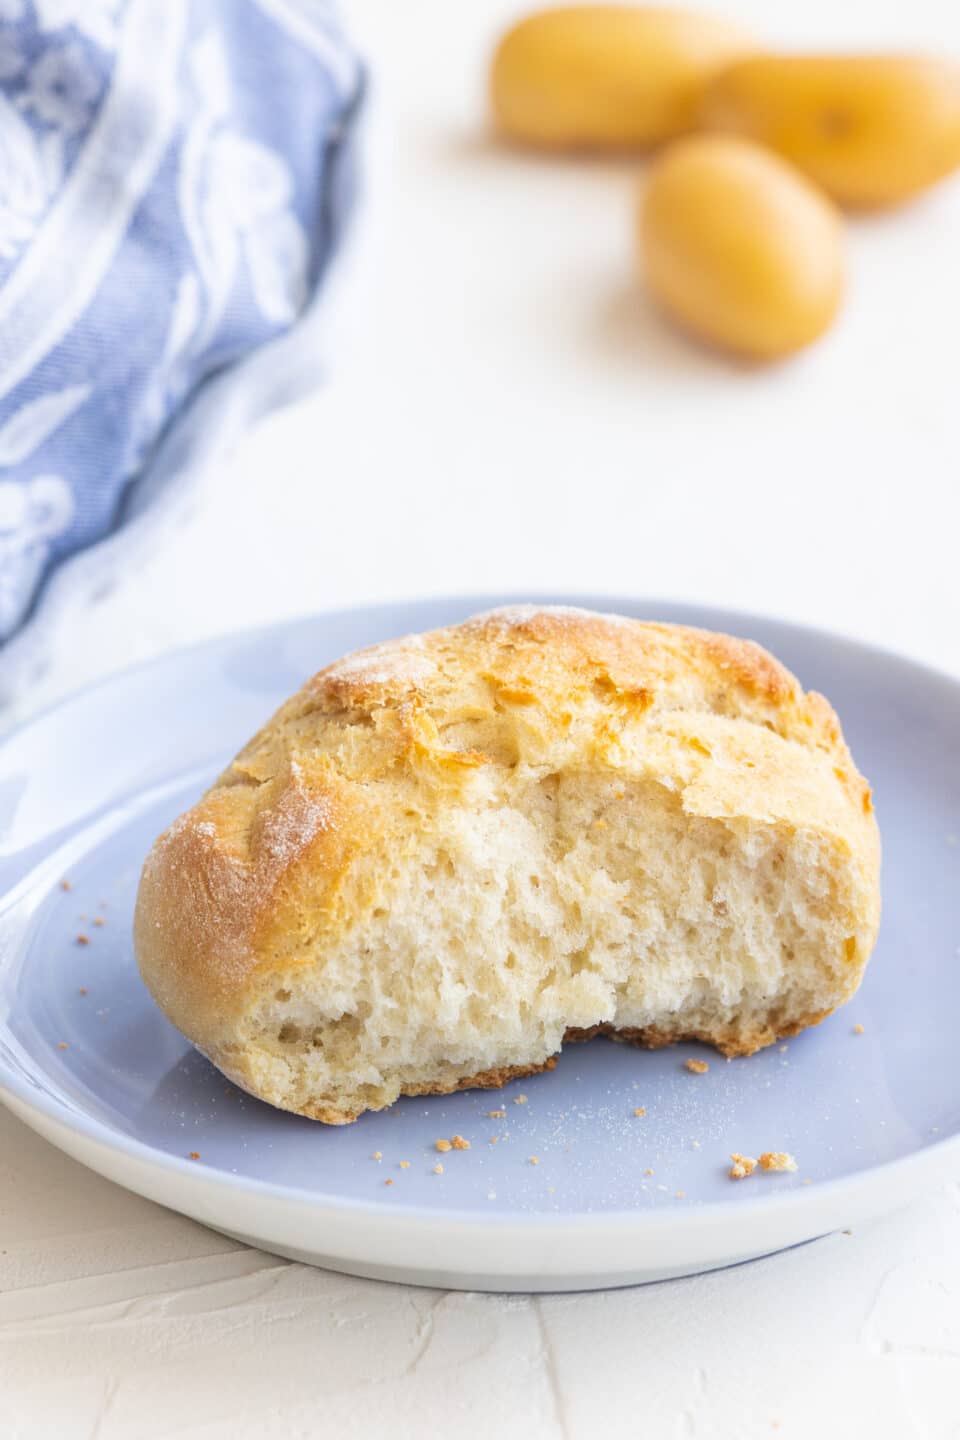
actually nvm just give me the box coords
[134,606,880,1123]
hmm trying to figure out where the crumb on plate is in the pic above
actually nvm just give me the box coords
[188,1151,200,1161]
[729,1152,757,1180]
[451,1134,470,1151]
[685,1058,709,1074]
[433,1163,443,1175]
[487,1109,506,1119]
[633,1107,647,1117]
[759,1151,798,1173]
[853,1023,864,1035]
[435,1138,452,1153]
[514,1094,528,1105]
[75,934,89,946]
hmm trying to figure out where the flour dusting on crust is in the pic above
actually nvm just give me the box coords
[255,761,334,867]
[321,634,435,689]
[469,604,637,629]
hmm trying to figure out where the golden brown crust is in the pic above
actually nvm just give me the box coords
[134,604,881,1119]
[134,758,363,1026]
[564,1012,834,1059]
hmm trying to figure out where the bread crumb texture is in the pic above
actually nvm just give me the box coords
[134,605,881,1123]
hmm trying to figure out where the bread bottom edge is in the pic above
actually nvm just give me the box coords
[238,1009,833,1124]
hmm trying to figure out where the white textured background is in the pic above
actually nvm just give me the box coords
[4,0,960,1435]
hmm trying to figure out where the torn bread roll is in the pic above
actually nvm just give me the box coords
[134,606,881,1123]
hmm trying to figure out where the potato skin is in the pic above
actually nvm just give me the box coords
[701,55,960,208]
[639,135,845,360]
[491,5,754,151]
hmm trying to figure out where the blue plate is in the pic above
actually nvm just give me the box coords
[1,597,958,1291]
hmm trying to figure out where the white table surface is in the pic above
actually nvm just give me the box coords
[4,1,960,1435]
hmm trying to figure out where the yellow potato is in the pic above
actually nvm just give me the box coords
[701,55,960,208]
[639,135,844,360]
[491,5,754,150]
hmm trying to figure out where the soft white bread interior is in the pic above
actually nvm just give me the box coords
[134,606,881,1123]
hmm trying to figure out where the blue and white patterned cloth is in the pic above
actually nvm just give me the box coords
[0,0,361,699]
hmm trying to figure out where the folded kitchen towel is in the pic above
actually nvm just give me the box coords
[0,0,362,701]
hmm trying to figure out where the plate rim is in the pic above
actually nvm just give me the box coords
[2,591,959,1238]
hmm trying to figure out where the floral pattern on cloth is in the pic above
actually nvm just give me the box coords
[0,0,361,690]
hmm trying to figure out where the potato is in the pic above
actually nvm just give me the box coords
[639,135,844,360]
[701,55,960,208]
[491,5,754,150]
